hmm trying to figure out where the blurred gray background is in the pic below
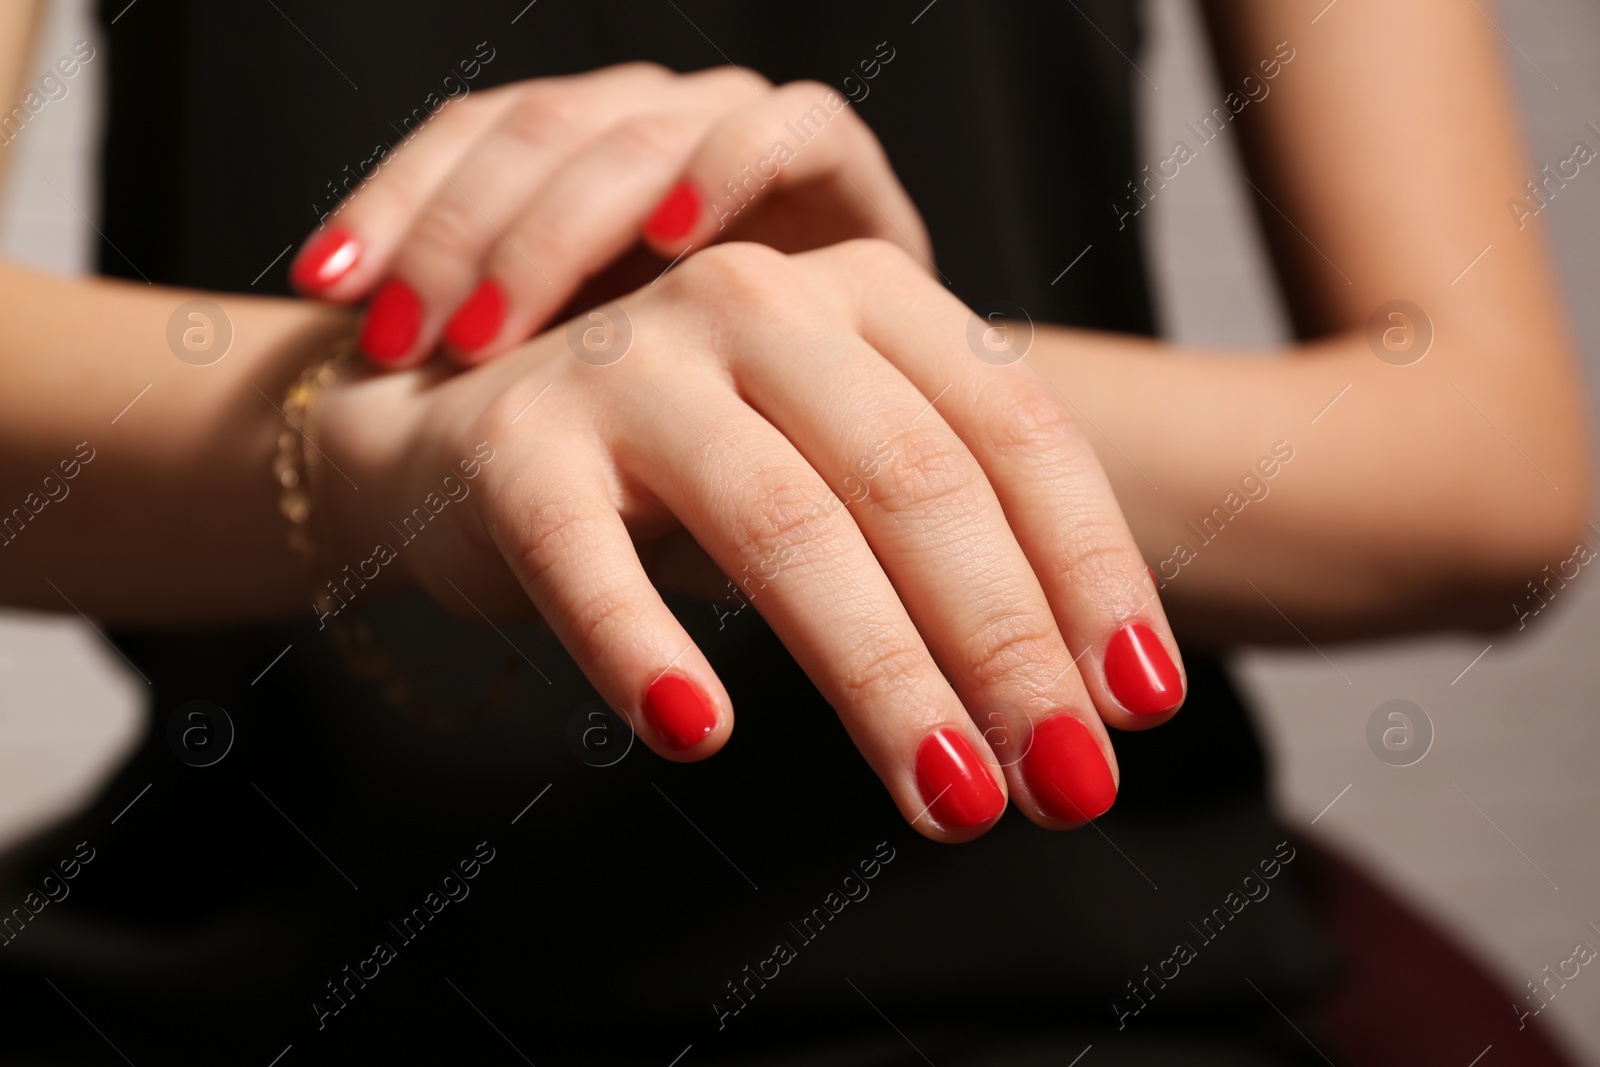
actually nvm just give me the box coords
[1,0,1596,1059]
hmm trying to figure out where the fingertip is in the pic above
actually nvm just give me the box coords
[912,727,1006,836]
[642,179,704,249]
[443,279,508,357]
[642,670,725,759]
[358,279,424,367]
[1103,621,1185,718]
[1018,713,1118,826]
[291,227,362,296]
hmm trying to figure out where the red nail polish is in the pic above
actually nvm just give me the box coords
[643,673,717,750]
[443,280,506,353]
[359,279,422,363]
[1104,622,1183,715]
[1022,713,1116,822]
[915,728,1004,828]
[291,227,361,292]
[643,181,702,241]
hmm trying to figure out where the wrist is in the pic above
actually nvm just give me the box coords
[314,361,434,606]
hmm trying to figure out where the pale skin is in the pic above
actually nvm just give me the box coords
[292,64,930,366]
[0,0,1589,840]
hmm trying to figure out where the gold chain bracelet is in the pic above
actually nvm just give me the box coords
[269,337,436,715]
[271,338,523,724]
[274,336,355,591]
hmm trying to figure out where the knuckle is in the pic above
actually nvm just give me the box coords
[345,177,417,231]
[709,111,783,178]
[982,378,1082,460]
[405,194,486,264]
[816,237,922,286]
[566,583,650,667]
[776,87,846,137]
[784,80,843,109]
[877,425,983,514]
[504,499,657,667]
[476,383,535,441]
[839,638,931,706]
[688,65,771,97]
[962,614,1061,693]
[853,236,920,274]
[611,60,671,81]
[668,241,794,310]
[606,114,693,168]
[499,89,587,154]
[507,492,597,585]
[727,463,835,569]
[437,84,509,128]
[779,81,869,148]
[723,65,772,91]
[508,202,580,270]
[1046,519,1139,591]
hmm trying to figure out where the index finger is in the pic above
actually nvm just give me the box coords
[288,85,517,302]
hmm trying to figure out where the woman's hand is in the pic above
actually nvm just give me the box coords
[290,63,930,369]
[319,240,1184,842]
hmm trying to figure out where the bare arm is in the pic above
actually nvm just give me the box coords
[0,0,44,187]
[1032,0,1591,644]
[0,262,352,623]
[1,3,362,622]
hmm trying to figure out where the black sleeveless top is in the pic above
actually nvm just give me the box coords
[0,3,1337,1063]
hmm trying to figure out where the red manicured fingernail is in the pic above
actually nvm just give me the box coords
[443,280,506,353]
[359,279,422,363]
[643,181,702,241]
[915,728,1004,828]
[291,227,361,292]
[1022,714,1116,822]
[1104,622,1183,715]
[643,673,717,750]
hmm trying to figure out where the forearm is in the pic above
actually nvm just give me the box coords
[0,260,355,624]
[0,0,45,189]
[1036,325,1592,644]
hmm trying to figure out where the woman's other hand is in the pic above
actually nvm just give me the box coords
[289,63,930,369]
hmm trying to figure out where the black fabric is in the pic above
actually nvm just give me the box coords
[0,2,1339,1063]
